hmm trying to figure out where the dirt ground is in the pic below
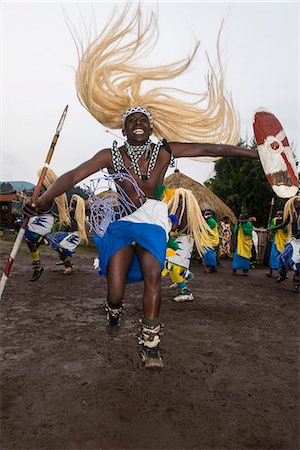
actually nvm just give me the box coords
[0,235,299,450]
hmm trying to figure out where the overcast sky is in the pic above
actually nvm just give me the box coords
[1,1,299,187]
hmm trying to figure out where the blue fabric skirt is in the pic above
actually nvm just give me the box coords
[93,220,167,284]
[269,241,280,270]
[25,229,42,244]
[45,231,80,257]
[278,242,299,273]
[232,253,250,270]
[203,248,217,268]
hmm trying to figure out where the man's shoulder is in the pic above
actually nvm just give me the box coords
[93,147,114,159]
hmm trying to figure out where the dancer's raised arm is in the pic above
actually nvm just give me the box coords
[23,148,112,215]
[169,142,258,159]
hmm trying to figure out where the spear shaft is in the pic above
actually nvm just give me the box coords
[0,105,68,300]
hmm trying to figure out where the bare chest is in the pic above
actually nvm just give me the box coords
[110,151,169,204]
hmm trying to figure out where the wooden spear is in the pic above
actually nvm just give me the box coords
[260,197,275,266]
[267,197,275,228]
[0,105,68,300]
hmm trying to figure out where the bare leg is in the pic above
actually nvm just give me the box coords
[105,245,135,336]
[106,245,135,307]
[136,245,162,320]
[136,245,164,368]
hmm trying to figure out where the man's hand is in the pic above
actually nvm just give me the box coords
[22,197,40,218]
[23,195,53,218]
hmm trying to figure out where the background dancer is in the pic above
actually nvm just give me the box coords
[218,216,232,260]
[45,194,88,274]
[162,188,211,302]
[18,168,70,281]
[231,213,253,275]
[24,4,260,369]
[268,196,300,293]
[201,210,220,273]
[266,210,288,277]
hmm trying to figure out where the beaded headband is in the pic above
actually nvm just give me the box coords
[121,106,153,126]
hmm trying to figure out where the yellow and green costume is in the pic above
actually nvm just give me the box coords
[201,217,219,268]
[269,218,288,269]
[162,233,194,288]
[232,221,253,270]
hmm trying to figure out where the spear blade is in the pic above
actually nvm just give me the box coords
[56,105,69,134]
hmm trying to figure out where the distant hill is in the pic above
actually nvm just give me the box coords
[0,181,35,192]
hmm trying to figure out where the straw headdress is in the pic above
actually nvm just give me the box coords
[38,168,70,226]
[167,188,217,256]
[70,194,88,243]
[74,3,240,148]
[283,195,300,239]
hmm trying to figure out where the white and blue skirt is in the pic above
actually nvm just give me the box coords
[45,231,80,257]
[93,199,170,284]
[278,238,300,274]
[25,214,55,243]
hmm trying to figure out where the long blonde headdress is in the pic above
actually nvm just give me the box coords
[38,168,70,226]
[283,195,300,239]
[168,188,214,256]
[70,194,88,243]
[74,3,240,145]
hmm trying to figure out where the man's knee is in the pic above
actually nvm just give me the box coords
[107,286,125,306]
[143,266,161,286]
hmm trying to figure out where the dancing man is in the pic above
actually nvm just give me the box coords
[24,4,259,369]
[219,216,233,259]
[18,168,70,281]
[162,188,211,302]
[231,213,253,275]
[45,194,88,274]
[202,210,220,273]
[265,210,288,277]
[268,196,300,293]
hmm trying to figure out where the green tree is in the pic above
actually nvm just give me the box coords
[204,137,287,227]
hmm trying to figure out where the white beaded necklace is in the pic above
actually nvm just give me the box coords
[124,139,162,180]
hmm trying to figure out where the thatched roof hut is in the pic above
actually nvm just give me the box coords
[164,171,237,224]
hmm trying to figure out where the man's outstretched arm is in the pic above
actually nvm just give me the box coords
[23,148,112,215]
[169,142,258,159]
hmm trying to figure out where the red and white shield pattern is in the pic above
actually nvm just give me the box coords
[253,108,298,198]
